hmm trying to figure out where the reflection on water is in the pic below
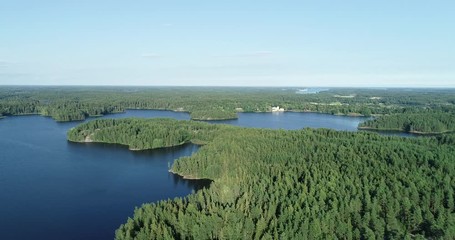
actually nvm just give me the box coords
[171,173,213,192]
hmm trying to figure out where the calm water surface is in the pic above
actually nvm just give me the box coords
[211,112,367,131]
[211,112,415,137]
[0,110,209,240]
[0,110,412,240]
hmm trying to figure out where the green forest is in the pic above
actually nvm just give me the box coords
[359,112,455,134]
[2,86,454,121]
[67,118,233,150]
[69,118,455,239]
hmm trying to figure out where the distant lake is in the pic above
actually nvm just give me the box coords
[0,109,413,240]
[296,87,329,94]
[210,112,367,131]
[210,112,415,137]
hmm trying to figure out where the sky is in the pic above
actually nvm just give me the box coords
[0,1,454,87]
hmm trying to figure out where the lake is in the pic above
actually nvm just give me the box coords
[215,112,415,137]
[0,110,208,240]
[0,110,410,240]
[210,112,367,131]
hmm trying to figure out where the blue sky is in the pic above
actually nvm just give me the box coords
[0,1,454,87]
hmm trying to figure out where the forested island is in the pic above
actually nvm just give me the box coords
[1,86,454,122]
[68,118,455,239]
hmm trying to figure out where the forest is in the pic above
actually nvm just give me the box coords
[359,112,455,134]
[68,118,455,239]
[2,86,454,121]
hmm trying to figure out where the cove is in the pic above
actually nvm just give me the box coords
[0,110,208,240]
[0,110,412,240]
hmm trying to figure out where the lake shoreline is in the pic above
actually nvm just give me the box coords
[192,116,238,121]
[68,136,192,152]
[1,108,374,123]
[168,169,209,181]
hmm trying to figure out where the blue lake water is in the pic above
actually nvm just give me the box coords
[0,110,413,239]
[0,110,207,240]
[210,112,415,137]
[210,112,367,131]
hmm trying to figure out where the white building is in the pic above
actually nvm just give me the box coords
[271,106,285,112]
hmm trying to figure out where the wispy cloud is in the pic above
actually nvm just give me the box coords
[235,51,273,57]
[0,60,12,67]
[141,53,163,59]
[213,51,274,58]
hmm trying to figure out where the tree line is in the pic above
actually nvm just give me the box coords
[359,112,455,134]
[2,86,454,122]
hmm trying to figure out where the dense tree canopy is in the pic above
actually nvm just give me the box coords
[359,112,455,134]
[69,118,455,239]
[67,118,233,149]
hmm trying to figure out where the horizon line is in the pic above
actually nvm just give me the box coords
[1,84,455,89]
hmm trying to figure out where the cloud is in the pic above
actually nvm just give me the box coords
[141,53,163,59]
[236,51,273,57]
[212,51,274,58]
[0,60,12,67]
